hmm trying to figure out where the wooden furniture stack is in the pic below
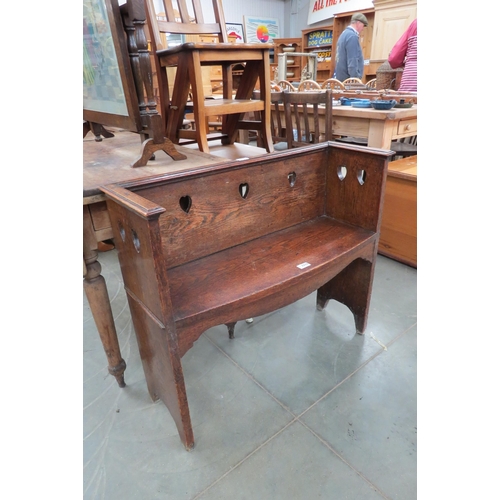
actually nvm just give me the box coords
[101,142,391,449]
[145,0,274,154]
[378,155,417,267]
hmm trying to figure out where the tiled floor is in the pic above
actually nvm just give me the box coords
[83,250,416,499]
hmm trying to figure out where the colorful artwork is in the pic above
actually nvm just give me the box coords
[226,22,245,43]
[243,16,280,44]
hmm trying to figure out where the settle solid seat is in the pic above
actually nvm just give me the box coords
[283,89,333,148]
[145,0,274,154]
[101,142,391,449]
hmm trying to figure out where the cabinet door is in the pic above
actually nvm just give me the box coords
[370,6,417,61]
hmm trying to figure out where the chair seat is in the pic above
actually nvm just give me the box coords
[158,42,273,55]
[203,98,266,114]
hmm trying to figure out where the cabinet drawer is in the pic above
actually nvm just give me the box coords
[88,201,111,231]
[397,119,417,135]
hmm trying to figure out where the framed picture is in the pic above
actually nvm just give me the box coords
[83,0,141,131]
[243,16,280,44]
[226,22,245,43]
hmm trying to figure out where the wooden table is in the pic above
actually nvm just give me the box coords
[83,130,262,387]
[330,104,417,149]
[278,103,417,150]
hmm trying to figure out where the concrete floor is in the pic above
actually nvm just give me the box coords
[83,250,416,499]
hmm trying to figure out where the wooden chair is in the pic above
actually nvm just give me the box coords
[321,78,345,90]
[277,80,296,92]
[252,88,287,149]
[297,79,322,91]
[342,77,364,85]
[145,0,274,154]
[365,78,377,89]
[342,77,367,91]
[283,89,333,148]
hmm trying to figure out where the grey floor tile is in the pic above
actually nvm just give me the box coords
[197,421,386,500]
[301,325,417,500]
[206,290,388,415]
[84,307,294,499]
[366,256,417,344]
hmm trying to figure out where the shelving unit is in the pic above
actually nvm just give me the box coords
[271,37,302,82]
[301,26,333,83]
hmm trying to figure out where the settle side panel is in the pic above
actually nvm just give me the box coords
[325,146,390,234]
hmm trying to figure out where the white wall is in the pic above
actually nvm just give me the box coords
[153,0,292,37]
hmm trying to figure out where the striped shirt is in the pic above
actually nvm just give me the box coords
[388,19,417,92]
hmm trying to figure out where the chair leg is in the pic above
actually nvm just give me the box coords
[256,59,274,153]
[187,51,211,153]
[166,59,190,145]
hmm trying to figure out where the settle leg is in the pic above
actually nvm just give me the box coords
[316,257,375,335]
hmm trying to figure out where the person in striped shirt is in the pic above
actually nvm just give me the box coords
[388,19,417,92]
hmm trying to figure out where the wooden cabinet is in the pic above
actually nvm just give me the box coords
[301,10,375,84]
[378,156,417,267]
[370,0,417,63]
[272,37,302,82]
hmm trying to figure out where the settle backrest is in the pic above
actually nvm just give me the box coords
[102,144,390,270]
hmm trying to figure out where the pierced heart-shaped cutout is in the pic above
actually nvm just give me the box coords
[288,171,297,187]
[239,183,249,199]
[337,165,347,181]
[179,195,192,213]
[357,169,367,185]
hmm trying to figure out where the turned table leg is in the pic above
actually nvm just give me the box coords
[83,206,126,387]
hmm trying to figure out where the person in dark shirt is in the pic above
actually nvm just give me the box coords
[333,13,368,82]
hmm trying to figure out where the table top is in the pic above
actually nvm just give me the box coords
[83,130,229,199]
[330,104,417,120]
[277,102,417,121]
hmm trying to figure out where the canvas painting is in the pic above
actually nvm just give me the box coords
[243,16,280,44]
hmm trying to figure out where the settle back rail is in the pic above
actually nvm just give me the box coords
[102,143,391,450]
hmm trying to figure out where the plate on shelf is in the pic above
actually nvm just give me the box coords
[371,100,397,110]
